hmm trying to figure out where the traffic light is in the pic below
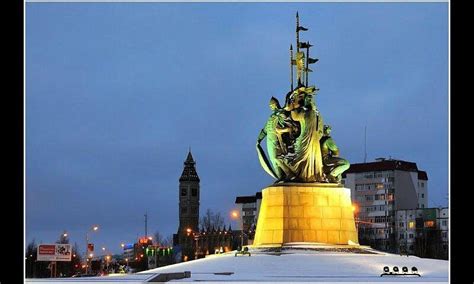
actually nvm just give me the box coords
[87,243,94,252]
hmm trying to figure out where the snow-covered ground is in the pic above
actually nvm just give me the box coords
[142,247,448,282]
[25,247,448,283]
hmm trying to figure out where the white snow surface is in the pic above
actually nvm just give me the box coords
[141,248,448,283]
[25,248,448,283]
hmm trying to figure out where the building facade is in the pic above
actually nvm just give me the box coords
[342,158,429,253]
[234,192,262,244]
[173,150,200,261]
[395,207,448,259]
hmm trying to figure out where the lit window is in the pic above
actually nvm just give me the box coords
[409,221,415,229]
[424,220,435,228]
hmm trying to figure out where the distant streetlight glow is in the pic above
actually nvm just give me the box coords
[352,205,358,213]
[231,210,239,219]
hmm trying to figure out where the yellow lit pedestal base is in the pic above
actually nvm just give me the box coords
[253,184,359,246]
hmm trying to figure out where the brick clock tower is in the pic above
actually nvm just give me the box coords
[174,150,200,261]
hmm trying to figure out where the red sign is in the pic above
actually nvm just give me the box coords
[39,245,55,255]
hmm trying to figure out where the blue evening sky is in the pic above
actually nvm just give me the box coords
[26,3,448,254]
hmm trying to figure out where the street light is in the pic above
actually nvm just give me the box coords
[105,255,111,272]
[231,210,243,249]
[85,225,99,275]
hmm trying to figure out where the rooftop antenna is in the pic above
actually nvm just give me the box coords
[364,126,367,163]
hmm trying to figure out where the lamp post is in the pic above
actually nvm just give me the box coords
[192,232,200,259]
[231,210,243,249]
[85,225,99,275]
[185,228,192,261]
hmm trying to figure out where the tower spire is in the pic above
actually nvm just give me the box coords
[180,150,199,181]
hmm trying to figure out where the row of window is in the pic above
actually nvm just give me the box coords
[356,171,394,179]
[398,221,416,229]
[374,216,391,223]
[399,233,415,239]
[180,206,199,214]
[181,187,199,197]
[363,205,392,212]
[355,183,394,191]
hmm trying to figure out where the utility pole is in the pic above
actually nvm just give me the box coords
[364,126,367,163]
[144,212,148,237]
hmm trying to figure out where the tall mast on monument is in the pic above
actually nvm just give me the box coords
[289,12,319,89]
[292,12,318,88]
[296,12,302,86]
[290,44,294,91]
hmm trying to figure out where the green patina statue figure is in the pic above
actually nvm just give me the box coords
[256,97,297,182]
[320,125,350,183]
[284,86,325,183]
[256,13,349,184]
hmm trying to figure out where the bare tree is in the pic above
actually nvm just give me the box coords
[162,235,173,247]
[154,231,165,246]
[154,231,173,247]
[200,209,224,230]
[212,211,225,229]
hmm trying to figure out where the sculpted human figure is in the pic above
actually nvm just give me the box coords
[284,86,325,182]
[320,125,350,183]
[256,97,296,182]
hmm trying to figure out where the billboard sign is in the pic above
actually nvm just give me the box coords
[123,243,134,250]
[37,244,72,262]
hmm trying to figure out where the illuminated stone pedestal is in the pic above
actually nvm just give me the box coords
[253,184,359,246]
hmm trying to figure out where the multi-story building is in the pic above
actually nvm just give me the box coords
[342,158,428,252]
[234,192,262,243]
[395,207,448,259]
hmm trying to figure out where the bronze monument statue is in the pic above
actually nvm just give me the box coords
[256,97,297,182]
[320,125,350,183]
[253,13,359,247]
[256,13,349,184]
